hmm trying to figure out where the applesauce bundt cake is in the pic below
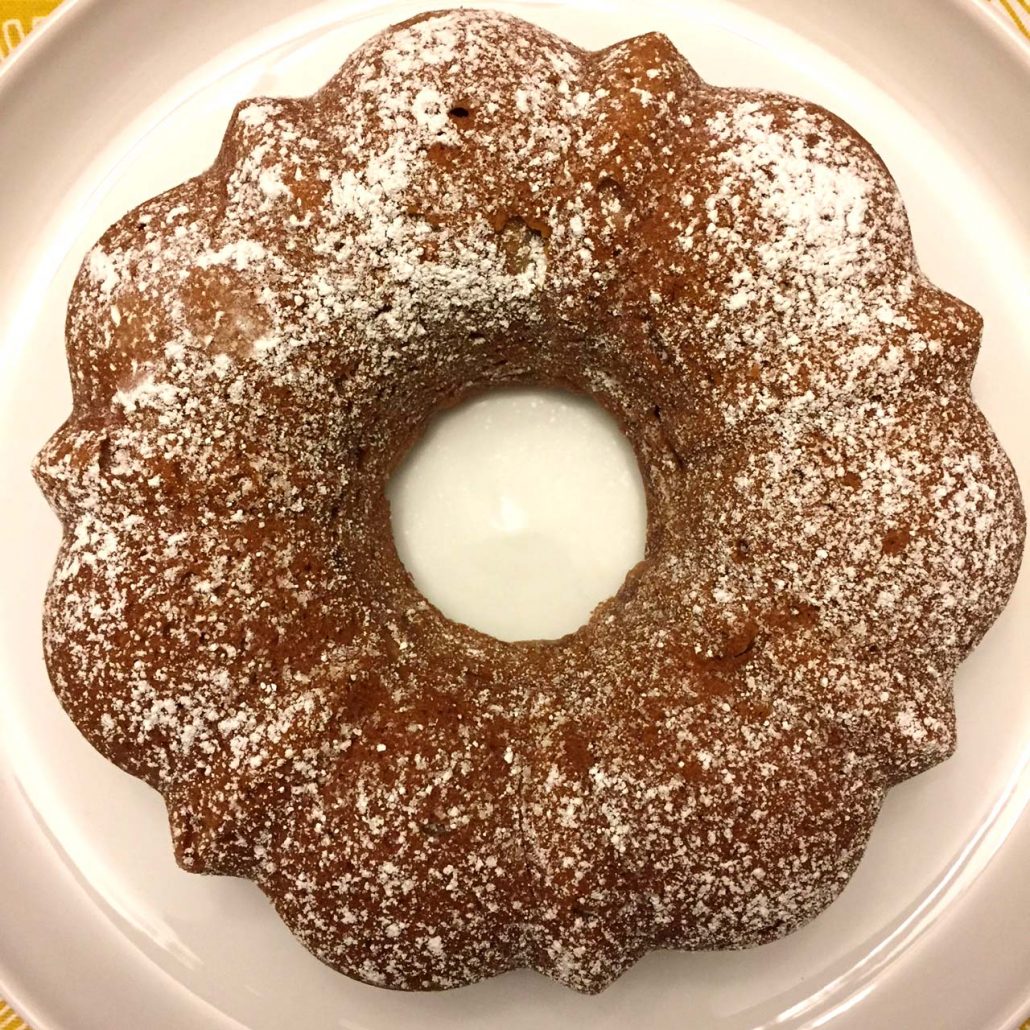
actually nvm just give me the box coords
[34,9,1025,993]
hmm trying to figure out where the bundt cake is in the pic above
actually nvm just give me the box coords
[34,8,1025,993]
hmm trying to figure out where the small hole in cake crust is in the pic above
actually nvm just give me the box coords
[97,436,114,474]
[494,216,549,275]
[571,904,599,922]
[448,106,471,120]
[881,526,912,555]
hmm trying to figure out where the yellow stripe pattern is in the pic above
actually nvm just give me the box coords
[0,1002,27,1030]
[0,0,60,58]
[989,0,1030,39]
[0,0,1026,1028]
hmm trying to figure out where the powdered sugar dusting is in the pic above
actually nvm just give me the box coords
[33,9,1024,995]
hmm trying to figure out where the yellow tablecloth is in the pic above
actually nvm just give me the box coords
[0,1001,26,1030]
[995,0,1030,36]
[0,0,59,59]
[0,0,1028,1027]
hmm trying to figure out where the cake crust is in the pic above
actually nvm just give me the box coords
[34,9,1025,993]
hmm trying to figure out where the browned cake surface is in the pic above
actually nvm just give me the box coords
[33,8,1025,993]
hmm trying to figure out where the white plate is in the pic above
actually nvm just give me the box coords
[1,1,1028,1028]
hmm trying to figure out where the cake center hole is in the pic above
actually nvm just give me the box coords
[388,389,647,642]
